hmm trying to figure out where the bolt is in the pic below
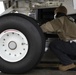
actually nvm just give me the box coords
[18,34,20,36]
[7,34,9,36]
[22,43,25,45]
[3,44,5,46]
[5,50,7,52]
[12,32,14,34]
[15,54,16,56]
[20,53,22,55]
[3,39,5,41]
[9,53,11,55]
[23,48,25,50]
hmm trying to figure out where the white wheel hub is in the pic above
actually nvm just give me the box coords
[8,41,17,50]
[0,29,29,62]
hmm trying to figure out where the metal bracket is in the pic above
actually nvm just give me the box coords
[1,6,14,16]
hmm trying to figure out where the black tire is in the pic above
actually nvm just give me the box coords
[0,13,45,74]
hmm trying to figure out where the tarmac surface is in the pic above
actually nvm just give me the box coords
[0,62,76,75]
[0,69,76,75]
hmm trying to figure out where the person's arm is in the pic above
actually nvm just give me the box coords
[40,21,55,33]
[41,16,64,33]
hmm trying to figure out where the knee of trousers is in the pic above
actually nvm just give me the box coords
[49,40,62,50]
[49,42,57,49]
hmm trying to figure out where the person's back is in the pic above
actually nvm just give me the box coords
[51,15,76,41]
[61,16,76,41]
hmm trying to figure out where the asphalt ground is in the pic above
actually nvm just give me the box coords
[0,69,76,75]
[0,62,76,75]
